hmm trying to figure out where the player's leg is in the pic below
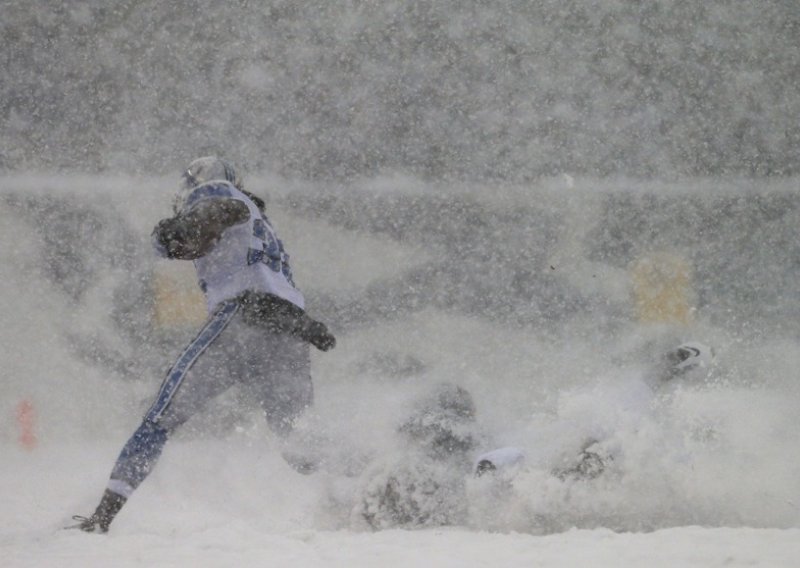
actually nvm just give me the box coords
[241,329,314,471]
[72,301,240,532]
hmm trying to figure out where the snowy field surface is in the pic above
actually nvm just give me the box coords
[3,444,800,568]
[2,175,800,567]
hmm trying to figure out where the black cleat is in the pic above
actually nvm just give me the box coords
[69,490,127,533]
[553,450,607,481]
[68,514,110,533]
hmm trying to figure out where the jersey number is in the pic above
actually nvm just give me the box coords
[248,217,296,286]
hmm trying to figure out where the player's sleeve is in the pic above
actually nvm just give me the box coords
[153,185,249,260]
[238,290,336,351]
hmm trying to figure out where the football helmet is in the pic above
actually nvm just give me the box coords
[173,156,243,213]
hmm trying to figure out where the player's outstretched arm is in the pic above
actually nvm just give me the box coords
[153,198,249,260]
[238,290,336,351]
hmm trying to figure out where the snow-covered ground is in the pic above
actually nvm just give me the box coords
[1,175,799,567]
[3,443,799,567]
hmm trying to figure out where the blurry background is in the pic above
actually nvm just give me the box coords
[1,1,798,179]
[1,1,799,533]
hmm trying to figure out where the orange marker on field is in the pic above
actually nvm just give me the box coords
[16,400,37,450]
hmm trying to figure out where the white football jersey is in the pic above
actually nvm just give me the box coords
[173,181,304,313]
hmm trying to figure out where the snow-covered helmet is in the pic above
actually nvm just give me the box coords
[665,341,714,379]
[173,156,243,213]
[398,383,478,459]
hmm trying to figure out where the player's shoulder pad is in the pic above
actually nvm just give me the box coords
[184,181,242,211]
